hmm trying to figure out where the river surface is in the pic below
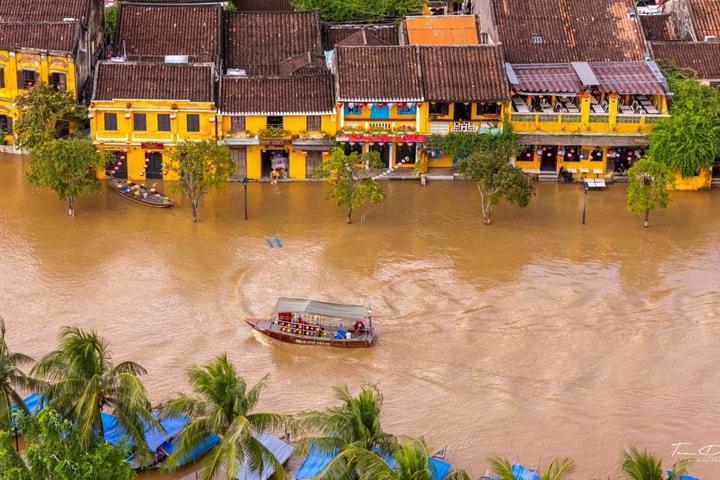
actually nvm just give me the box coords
[1,154,719,480]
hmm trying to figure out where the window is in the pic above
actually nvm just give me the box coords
[429,102,449,116]
[18,70,37,89]
[231,115,246,132]
[157,114,170,132]
[49,72,67,91]
[343,105,361,115]
[133,113,147,131]
[0,115,12,133]
[591,148,604,161]
[266,116,283,128]
[306,115,321,131]
[475,103,500,115]
[187,114,200,132]
[369,105,389,119]
[562,146,580,162]
[397,104,417,115]
[104,112,117,131]
[0,68,4,89]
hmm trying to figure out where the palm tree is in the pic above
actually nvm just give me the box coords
[621,447,691,480]
[298,383,397,479]
[0,316,43,431]
[159,353,295,480]
[488,454,576,480]
[30,326,157,456]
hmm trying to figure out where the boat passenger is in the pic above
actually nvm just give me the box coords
[354,320,365,334]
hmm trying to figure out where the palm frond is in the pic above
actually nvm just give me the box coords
[488,455,516,480]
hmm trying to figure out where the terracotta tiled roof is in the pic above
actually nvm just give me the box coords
[419,45,508,101]
[233,0,293,11]
[493,0,646,63]
[589,61,667,95]
[322,22,399,50]
[508,63,583,94]
[278,52,328,76]
[689,0,720,38]
[404,15,479,45]
[651,41,720,80]
[116,3,221,61]
[223,11,322,75]
[0,0,88,22]
[335,30,389,47]
[335,46,422,102]
[219,75,335,114]
[0,22,77,52]
[639,14,675,41]
[92,62,215,102]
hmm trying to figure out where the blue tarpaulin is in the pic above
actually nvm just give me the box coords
[161,432,221,467]
[512,463,540,480]
[293,441,339,479]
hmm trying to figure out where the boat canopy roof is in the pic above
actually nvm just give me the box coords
[274,298,368,321]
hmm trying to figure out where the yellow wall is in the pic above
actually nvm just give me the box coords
[670,169,712,191]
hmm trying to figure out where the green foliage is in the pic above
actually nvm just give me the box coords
[424,126,522,161]
[647,75,720,177]
[14,82,87,150]
[105,5,118,43]
[0,409,136,480]
[487,455,575,480]
[620,447,691,480]
[30,327,157,458]
[0,316,42,431]
[313,149,386,223]
[159,354,295,480]
[626,158,674,227]
[291,0,423,21]
[168,140,237,222]
[25,138,106,216]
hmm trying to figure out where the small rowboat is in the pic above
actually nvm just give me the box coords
[107,176,175,208]
[245,298,376,348]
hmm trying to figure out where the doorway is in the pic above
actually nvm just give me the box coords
[262,149,289,178]
[107,151,128,178]
[145,152,163,179]
[369,143,390,168]
[538,145,558,171]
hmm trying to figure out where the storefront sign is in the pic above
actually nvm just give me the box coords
[261,139,287,147]
[141,142,164,150]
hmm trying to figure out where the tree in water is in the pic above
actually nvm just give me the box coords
[167,140,237,222]
[159,354,295,480]
[620,446,691,480]
[313,149,385,224]
[25,138,107,216]
[31,327,158,458]
[626,158,674,227]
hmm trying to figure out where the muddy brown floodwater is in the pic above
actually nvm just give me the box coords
[1,154,719,479]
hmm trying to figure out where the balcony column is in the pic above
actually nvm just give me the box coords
[580,91,591,130]
[608,93,619,131]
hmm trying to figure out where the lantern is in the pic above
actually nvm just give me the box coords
[124,112,131,119]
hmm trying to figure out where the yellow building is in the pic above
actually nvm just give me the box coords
[89,62,217,181]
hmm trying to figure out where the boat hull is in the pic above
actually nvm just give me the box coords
[107,176,175,208]
[245,318,374,348]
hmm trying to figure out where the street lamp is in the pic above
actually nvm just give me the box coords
[582,182,589,225]
[243,176,248,220]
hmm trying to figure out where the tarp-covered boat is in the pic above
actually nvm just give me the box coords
[245,298,376,348]
[107,175,175,207]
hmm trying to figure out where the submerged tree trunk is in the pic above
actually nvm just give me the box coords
[644,207,649,228]
[478,187,492,225]
[346,208,353,224]
[67,196,75,216]
[192,199,199,222]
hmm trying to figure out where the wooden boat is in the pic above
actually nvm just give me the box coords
[245,298,376,348]
[106,176,175,207]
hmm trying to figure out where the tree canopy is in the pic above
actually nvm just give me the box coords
[620,446,691,480]
[487,455,576,480]
[25,138,107,216]
[14,82,87,150]
[290,0,423,21]
[313,149,386,224]
[167,140,236,222]
[625,158,675,227]
[0,408,136,480]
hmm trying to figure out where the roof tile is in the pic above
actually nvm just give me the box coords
[404,15,479,45]
[689,0,720,38]
[0,0,88,23]
[220,75,335,114]
[651,41,720,80]
[639,14,674,41]
[322,22,399,50]
[0,22,77,51]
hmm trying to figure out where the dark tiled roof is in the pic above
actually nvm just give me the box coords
[93,62,215,102]
[0,0,88,22]
[233,0,293,11]
[509,63,583,94]
[116,3,221,61]
[689,0,720,38]
[639,14,674,41]
[224,11,322,75]
[335,30,389,47]
[493,0,646,63]
[278,52,328,76]
[335,46,422,102]
[220,75,335,114]
[651,42,720,80]
[419,45,509,101]
[0,22,77,52]
[589,61,667,95]
[322,23,399,50]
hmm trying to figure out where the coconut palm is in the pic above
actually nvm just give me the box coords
[488,454,576,480]
[0,316,43,430]
[620,447,691,480]
[159,353,295,480]
[30,326,156,456]
[298,383,397,479]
